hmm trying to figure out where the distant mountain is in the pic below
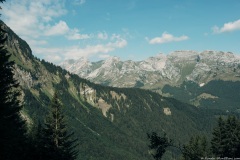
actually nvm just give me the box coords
[61,50,240,113]
[61,50,240,89]
[1,20,217,160]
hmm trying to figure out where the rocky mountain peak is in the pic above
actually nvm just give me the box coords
[61,50,240,88]
[168,50,199,62]
[60,57,91,77]
[102,56,120,68]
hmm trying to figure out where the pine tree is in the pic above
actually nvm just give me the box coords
[42,91,78,160]
[211,116,227,157]
[222,116,240,158]
[211,116,240,158]
[182,135,210,160]
[28,120,45,160]
[147,132,173,160]
[0,2,28,159]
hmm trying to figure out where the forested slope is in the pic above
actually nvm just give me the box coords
[2,20,217,160]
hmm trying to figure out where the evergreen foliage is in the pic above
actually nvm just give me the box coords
[28,121,45,160]
[0,5,28,160]
[148,116,240,160]
[163,80,240,112]
[182,135,210,160]
[182,115,240,159]
[147,132,173,160]
[42,91,79,160]
[211,116,227,157]
[211,116,240,158]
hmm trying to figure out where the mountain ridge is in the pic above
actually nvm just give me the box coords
[61,50,240,89]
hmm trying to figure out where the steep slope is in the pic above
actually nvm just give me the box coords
[61,50,240,89]
[2,20,217,160]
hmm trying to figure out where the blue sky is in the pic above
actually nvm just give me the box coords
[1,0,240,63]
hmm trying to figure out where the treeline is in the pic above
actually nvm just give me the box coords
[148,115,240,160]
[0,14,78,160]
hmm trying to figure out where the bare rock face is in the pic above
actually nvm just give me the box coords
[14,66,33,88]
[61,50,240,88]
[163,107,171,116]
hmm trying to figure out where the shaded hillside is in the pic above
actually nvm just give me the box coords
[162,80,240,113]
[2,20,217,160]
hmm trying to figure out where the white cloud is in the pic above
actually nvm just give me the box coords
[64,37,127,59]
[45,20,69,36]
[99,54,111,59]
[2,0,90,40]
[212,19,240,33]
[2,0,67,38]
[67,28,92,40]
[73,0,86,5]
[32,37,127,63]
[97,32,108,40]
[1,0,127,63]
[26,39,48,46]
[111,34,123,40]
[44,21,91,40]
[64,45,111,58]
[148,32,189,44]
[109,38,127,48]
[45,54,62,63]
[33,47,62,56]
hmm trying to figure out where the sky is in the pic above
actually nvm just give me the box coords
[1,0,240,63]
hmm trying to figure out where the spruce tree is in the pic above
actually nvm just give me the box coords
[182,135,210,160]
[211,116,227,157]
[222,116,240,158]
[0,4,27,160]
[211,116,240,158]
[147,132,173,160]
[42,91,78,160]
[29,121,45,160]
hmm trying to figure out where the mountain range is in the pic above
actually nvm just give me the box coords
[61,50,240,113]
[2,19,239,159]
[61,50,240,89]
